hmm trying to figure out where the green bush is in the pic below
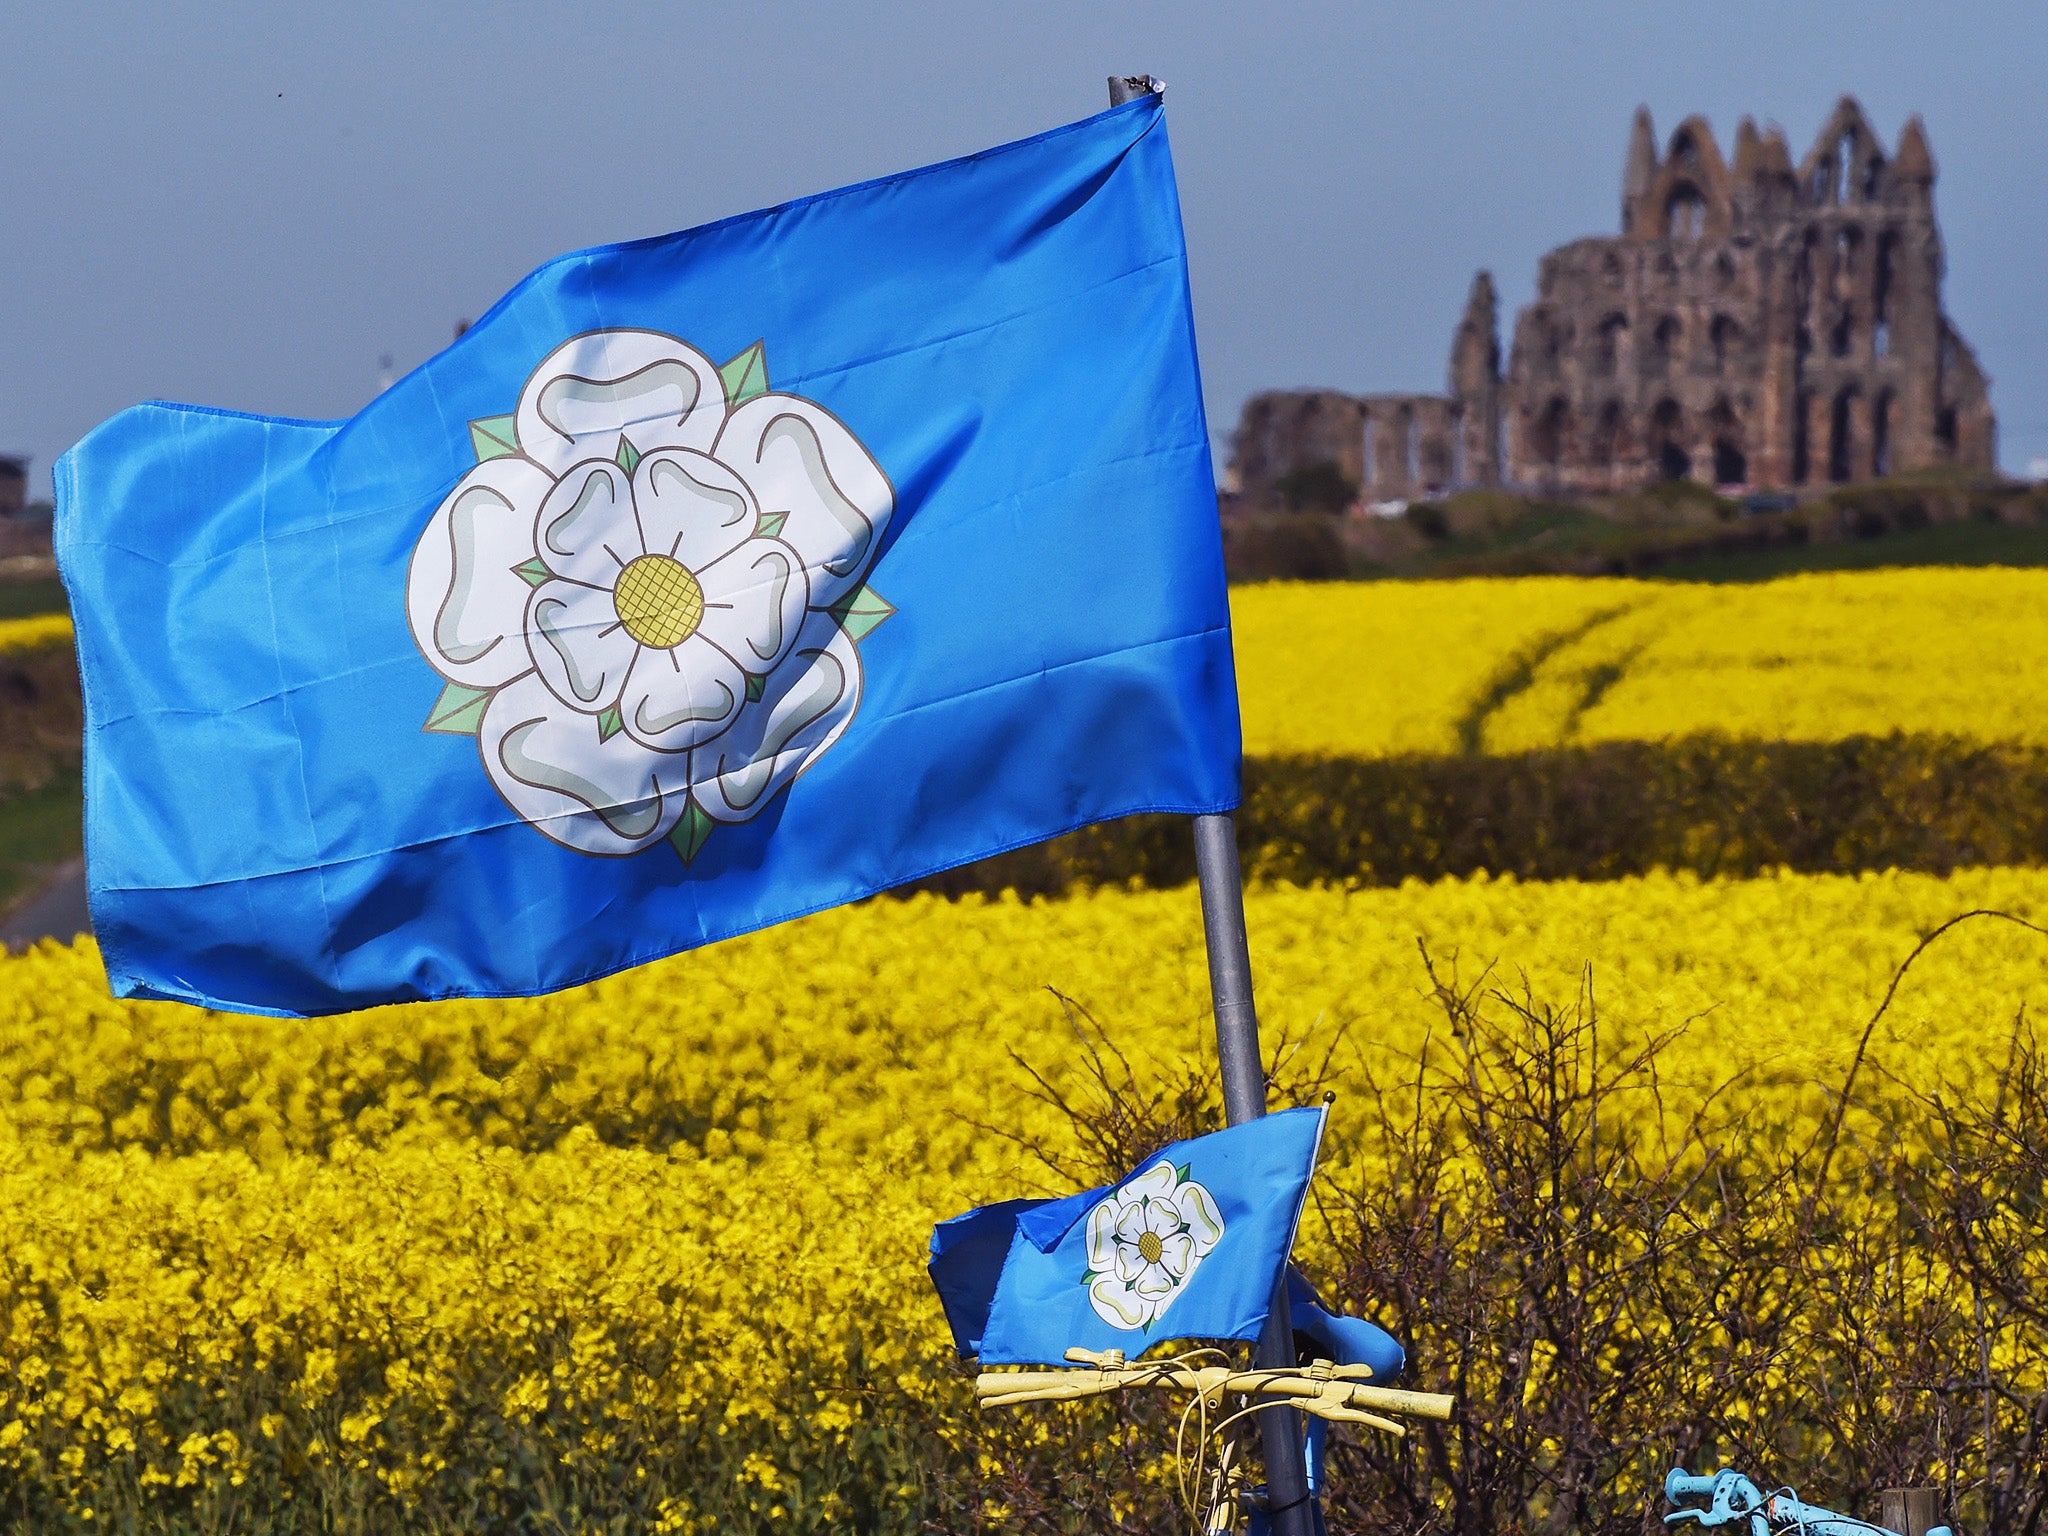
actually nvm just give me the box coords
[1220,513,1351,580]
[0,644,81,795]
[1274,460,1359,514]
[1404,500,1451,541]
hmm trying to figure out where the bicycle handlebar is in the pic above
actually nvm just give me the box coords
[1667,1470,1724,1503]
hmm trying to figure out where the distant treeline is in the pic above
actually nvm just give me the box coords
[1224,470,2048,582]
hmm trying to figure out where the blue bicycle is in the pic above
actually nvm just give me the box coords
[1664,1467,1951,1536]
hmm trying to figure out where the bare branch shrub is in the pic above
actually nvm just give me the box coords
[969,941,2048,1536]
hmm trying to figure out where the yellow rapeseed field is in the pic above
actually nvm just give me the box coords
[1232,567,2048,756]
[0,613,72,655]
[1229,577,1631,757]
[3,867,2046,1525]
[4,566,2047,1524]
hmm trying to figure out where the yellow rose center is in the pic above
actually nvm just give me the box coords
[1138,1230,1165,1265]
[612,555,704,650]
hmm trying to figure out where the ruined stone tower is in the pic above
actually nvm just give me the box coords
[1229,98,1996,502]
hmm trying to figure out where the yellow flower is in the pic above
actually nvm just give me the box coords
[0,614,72,655]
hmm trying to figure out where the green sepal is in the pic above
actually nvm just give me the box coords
[719,341,768,407]
[669,799,717,865]
[1176,1163,1193,1183]
[615,435,642,475]
[512,557,552,588]
[829,583,896,642]
[754,509,789,540]
[744,673,767,704]
[597,704,625,743]
[423,680,492,736]
[1080,1270,1100,1285]
[469,415,519,462]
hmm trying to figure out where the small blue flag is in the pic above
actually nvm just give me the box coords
[928,1105,1330,1365]
[55,94,1236,1016]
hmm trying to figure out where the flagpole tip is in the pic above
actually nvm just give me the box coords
[1107,75,1165,106]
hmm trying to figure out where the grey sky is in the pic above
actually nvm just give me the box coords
[4,1,2044,493]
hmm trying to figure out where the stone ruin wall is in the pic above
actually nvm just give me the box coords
[1230,391,1464,505]
[1229,98,1995,505]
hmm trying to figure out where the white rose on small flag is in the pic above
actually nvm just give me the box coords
[1082,1161,1227,1331]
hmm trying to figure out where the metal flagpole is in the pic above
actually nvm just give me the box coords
[1105,72,1320,1536]
[1192,812,1318,1536]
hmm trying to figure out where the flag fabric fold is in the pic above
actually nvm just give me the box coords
[928,1105,1339,1366]
[1286,1267,1404,1382]
[55,93,1238,1016]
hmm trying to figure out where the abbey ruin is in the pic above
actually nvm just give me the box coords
[1231,98,1996,502]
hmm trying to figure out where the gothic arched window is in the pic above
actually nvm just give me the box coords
[1651,398,1688,481]
[1829,388,1859,483]
[1873,229,1897,356]
[1818,146,1851,204]
[1591,401,1626,469]
[1651,315,1682,372]
[1593,314,1629,378]
[1792,391,1813,483]
[1666,186,1706,242]
[1710,316,1743,370]
[1528,397,1570,470]
[1832,226,1861,301]
[1543,322,1573,375]
[1708,399,1745,487]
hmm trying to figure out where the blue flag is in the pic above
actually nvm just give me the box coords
[54,94,1237,1016]
[1284,1267,1405,1511]
[1286,1267,1403,1382]
[929,1106,1329,1366]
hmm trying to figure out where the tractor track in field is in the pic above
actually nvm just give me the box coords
[1453,602,1641,754]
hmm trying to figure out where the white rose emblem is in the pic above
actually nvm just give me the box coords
[1083,1161,1227,1331]
[406,330,894,861]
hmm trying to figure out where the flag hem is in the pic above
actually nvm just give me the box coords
[96,790,1241,1017]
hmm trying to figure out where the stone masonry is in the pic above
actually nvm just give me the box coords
[1230,98,1995,502]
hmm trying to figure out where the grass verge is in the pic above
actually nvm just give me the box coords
[0,775,83,917]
